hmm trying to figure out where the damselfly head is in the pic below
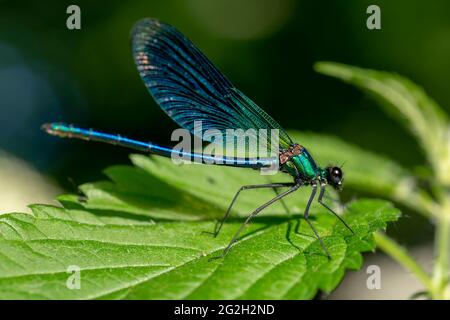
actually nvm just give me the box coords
[325,166,343,190]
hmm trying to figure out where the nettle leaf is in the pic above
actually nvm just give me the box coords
[0,132,402,299]
[315,61,450,186]
[0,200,398,299]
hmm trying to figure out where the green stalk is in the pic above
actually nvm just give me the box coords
[374,232,434,294]
[431,206,450,299]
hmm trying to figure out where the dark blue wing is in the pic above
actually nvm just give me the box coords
[131,18,293,154]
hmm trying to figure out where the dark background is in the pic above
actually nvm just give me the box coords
[1,0,449,194]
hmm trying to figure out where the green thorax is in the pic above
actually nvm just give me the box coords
[283,147,320,180]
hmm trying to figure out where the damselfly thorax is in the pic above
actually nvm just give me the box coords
[279,144,319,182]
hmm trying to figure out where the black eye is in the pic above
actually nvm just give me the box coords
[331,167,342,184]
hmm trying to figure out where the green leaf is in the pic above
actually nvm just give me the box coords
[315,61,450,186]
[0,199,399,299]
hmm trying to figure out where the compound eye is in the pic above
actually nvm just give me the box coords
[331,167,342,184]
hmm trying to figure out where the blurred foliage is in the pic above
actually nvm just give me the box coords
[0,151,60,214]
[316,62,450,187]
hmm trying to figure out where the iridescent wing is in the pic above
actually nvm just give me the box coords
[131,18,293,155]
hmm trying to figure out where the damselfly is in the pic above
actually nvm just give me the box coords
[43,18,353,259]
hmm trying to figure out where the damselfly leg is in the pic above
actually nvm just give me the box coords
[211,183,300,260]
[211,182,296,237]
[318,183,354,234]
[303,184,331,259]
[272,184,291,215]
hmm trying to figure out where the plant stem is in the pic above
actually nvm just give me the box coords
[431,204,450,299]
[374,231,434,294]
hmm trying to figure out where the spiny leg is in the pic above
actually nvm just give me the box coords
[212,182,295,237]
[318,183,354,234]
[272,186,290,215]
[272,185,297,245]
[303,183,331,259]
[213,183,300,259]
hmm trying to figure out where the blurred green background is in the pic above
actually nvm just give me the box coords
[1,1,449,238]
